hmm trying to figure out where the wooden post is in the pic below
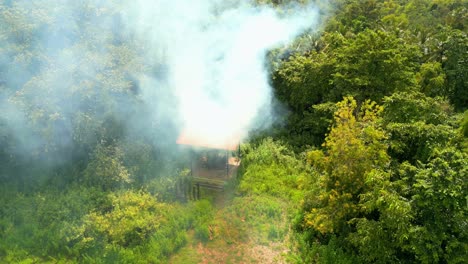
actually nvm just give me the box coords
[185,178,189,201]
[176,178,180,199]
[226,150,229,178]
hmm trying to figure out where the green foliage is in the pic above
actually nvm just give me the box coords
[399,148,468,263]
[324,0,377,34]
[0,186,197,263]
[0,186,99,262]
[119,140,155,184]
[239,138,307,201]
[382,91,451,124]
[442,29,468,110]
[218,195,289,244]
[382,92,458,163]
[73,190,190,262]
[189,200,215,243]
[385,121,456,163]
[292,235,358,264]
[274,52,334,111]
[331,29,420,101]
[1,1,467,263]
[272,101,336,151]
[460,110,468,152]
[298,95,467,262]
[462,111,468,137]
[81,191,166,247]
[300,97,418,263]
[305,97,390,234]
[84,143,132,191]
[417,62,447,97]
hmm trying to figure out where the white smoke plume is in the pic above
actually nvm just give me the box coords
[125,0,320,146]
[0,0,322,162]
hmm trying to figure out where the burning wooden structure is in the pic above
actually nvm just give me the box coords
[176,131,241,200]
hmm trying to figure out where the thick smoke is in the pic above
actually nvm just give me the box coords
[126,0,320,145]
[0,0,321,163]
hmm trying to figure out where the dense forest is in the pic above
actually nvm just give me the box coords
[0,0,467,263]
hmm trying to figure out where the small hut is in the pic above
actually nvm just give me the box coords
[176,131,241,181]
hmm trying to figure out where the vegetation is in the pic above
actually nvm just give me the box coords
[1,0,466,263]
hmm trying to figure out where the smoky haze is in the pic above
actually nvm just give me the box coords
[0,0,321,163]
[127,0,320,145]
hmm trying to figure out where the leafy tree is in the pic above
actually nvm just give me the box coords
[442,29,467,110]
[304,97,389,234]
[331,29,420,102]
[303,97,413,263]
[84,143,132,191]
[325,0,381,34]
[271,41,337,149]
[398,147,468,263]
[273,52,334,112]
[382,92,457,163]
[382,91,450,125]
[417,62,447,97]
[460,110,468,152]
[271,28,422,151]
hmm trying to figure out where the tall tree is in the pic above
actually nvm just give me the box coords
[303,97,413,262]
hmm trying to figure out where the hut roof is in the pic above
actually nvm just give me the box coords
[176,131,240,151]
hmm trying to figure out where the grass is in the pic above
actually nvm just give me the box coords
[170,191,291,263]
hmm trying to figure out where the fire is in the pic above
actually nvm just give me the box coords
[176,129,241,151]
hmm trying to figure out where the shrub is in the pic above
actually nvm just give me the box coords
[84,143,132,191]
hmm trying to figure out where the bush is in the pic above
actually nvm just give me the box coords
[75,190,190,262]
[239,138,307,202]
[84,143,132,191]
[195,223,211,242]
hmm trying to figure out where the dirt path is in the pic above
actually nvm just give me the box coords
[170,236,287,264]
[169,189,289,264]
